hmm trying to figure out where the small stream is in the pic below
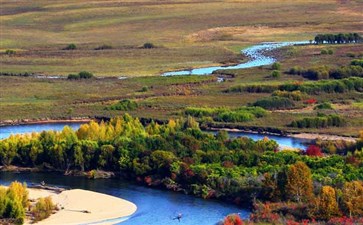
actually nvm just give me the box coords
[162,41,309,76]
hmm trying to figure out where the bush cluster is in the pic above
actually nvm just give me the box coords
[253,96,296,110]
[272,90,305,101]
[289,114,345,128]
[67,71,94,80]
[107,99,138,111]
[185,106,267,123]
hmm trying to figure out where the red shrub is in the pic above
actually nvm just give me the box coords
[223,214,244,225]
[305,98,317,104]
[305,145,323,157]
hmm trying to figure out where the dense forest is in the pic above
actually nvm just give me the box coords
[1,115,362,224]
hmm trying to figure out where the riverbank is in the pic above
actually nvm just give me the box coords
[24,187,137,225]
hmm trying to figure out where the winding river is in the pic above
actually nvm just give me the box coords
[162,41,309,76]
[0,42,313,224]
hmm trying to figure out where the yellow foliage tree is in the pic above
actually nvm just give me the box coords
[316,186,340,220]
[342,180,363,217]
[286,161,313,202]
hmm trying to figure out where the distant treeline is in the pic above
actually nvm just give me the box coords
[314,33,362,44]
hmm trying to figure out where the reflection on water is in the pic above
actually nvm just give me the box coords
[0,172,248,225]
[162,41,309,76]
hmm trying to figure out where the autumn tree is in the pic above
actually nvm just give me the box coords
[341,181,363,217]
[286,161,313,202]
[315,186,340,220]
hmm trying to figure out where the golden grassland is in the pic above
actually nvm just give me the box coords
[1,0,362,76]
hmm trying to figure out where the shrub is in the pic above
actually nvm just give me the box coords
[68,71,93,79]
[143,43,155,49]
[67,74,80,79]
[305,145,323,157]
[31,196,56,222]
[305,98,317,104]
[95,44,113,50]
[140,86,149,92]
[328,49,334,55]
[321,49,328,55]
[272,90,305,101]
[314,102,333,110]
[5,49,16,55]
[79,71,93,79]
[107,99,138,111]
[63,43,76,50]
[271,70,281,78]
[351,59,363,67]
[271,62,281,70]
[223,214,244,225]
[253,96,295,110]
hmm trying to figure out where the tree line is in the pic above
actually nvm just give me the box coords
[314,33,362,44]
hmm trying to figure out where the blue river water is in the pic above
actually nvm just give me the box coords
[0,172,248,225]
[162,41,309,76]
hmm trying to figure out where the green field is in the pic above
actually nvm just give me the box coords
[1,0,362,76]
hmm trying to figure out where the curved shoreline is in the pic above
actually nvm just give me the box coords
[24,188,137,225]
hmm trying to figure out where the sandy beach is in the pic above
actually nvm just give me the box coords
[24,188,137,225]
[291,133,357,142]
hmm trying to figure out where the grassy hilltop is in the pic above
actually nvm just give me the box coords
[1,0,362,76]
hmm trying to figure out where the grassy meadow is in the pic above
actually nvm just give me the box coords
[1,0,362,76]
[0,0,362,136]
